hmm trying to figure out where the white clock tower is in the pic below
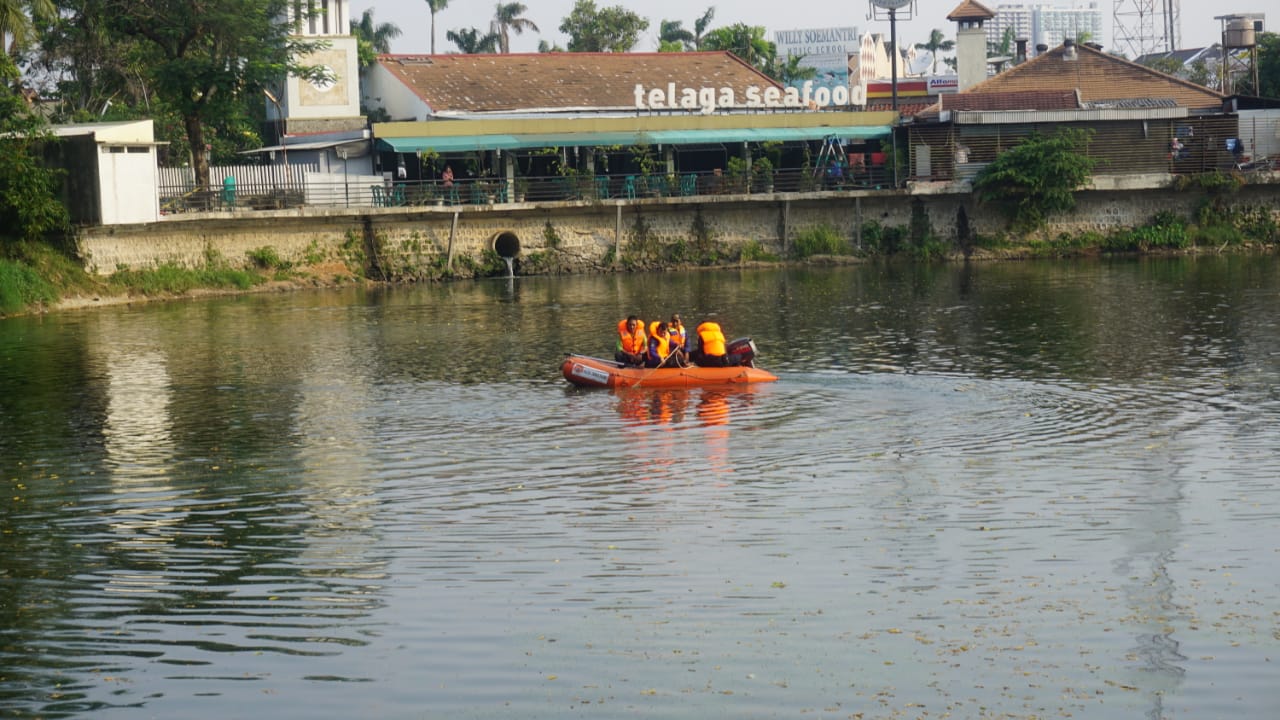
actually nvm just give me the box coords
[268,0,363,136]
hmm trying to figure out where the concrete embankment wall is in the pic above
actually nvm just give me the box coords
[77,177,1280,276]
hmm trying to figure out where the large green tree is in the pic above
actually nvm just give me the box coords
[702,23,774,73]
[0,54,69,244]
[352,8,401,66]
[973,129,1098,231]
[0,0,56,53]
[558,0,648,53]
[1238,31,1280,98]
[658,19,693,52]
[102,0,325,187]
[20,0,141,120]
[491,2,537,54]
[447,26,499,54]
[425,0,448,55]
[692,7,715,51]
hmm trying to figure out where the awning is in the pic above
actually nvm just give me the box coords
[376,125,891,154]
[240,138,370,154]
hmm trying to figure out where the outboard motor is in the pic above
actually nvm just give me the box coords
[725,337,758,367]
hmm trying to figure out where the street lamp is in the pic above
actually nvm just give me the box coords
[263,88,289,196]
[337,146,349,207]
[868,0,915,112]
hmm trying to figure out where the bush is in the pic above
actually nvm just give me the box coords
[247,245,288,270]
[739,239,779,262]
[1191,224,1243,247]
[1104,212,1190,252]
[859,221,908,255]
[0,258,58,314]
[973,128,1098,231]
[792,224,849,258]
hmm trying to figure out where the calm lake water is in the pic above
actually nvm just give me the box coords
[2,258,1279,719]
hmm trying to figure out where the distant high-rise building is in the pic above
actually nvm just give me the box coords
[986,3,1104,53]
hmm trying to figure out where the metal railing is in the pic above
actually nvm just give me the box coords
[157,166,899,214]
[906,115,1280,183]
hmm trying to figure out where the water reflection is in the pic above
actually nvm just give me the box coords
[3,259,1280,719]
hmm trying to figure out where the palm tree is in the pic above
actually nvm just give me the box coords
[693,7,716,51]
[447,27,500,54]
[351,8,402,54]
[659,20,695,51]
[771,54,818,85]
[915,29,955,75]
[491,3,538,54]
[425,0,449,55]
[0,0,55,54]
[702,23,774,73]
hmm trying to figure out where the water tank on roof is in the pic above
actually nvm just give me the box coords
[1225,19,1255,48]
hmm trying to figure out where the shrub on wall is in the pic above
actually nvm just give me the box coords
[792,224,849,258]
[973,128,1097,231]
[1104,211,1191,252]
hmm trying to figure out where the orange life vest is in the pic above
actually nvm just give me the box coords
[669,321,687,349]
[648,329,671,362]
[617,319,646,354]
[696,321,726,356]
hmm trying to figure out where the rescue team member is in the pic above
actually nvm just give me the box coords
[691,320,728,367]
[646,321,675,368]
[668,314,688,350]
[615,315,646,367]
[647,319,690,368]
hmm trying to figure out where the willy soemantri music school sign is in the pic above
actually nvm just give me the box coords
[633,81,865,114]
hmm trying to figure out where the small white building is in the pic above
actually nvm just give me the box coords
[48,120,161,225]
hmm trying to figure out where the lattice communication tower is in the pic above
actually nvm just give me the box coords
[1113,0,1181,57]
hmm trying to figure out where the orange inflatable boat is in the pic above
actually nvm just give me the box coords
[561,354,778,389]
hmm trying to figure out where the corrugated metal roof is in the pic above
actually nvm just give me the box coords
[954,107,1189,124]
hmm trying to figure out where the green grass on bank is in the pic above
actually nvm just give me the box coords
[0,242,94,315]
[0,241,272,316]
[4,205,1279,316]
[107,263,264,295]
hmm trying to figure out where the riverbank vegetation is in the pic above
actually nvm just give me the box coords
[5,194,1277,317]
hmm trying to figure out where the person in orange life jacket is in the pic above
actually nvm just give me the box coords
[646,320,681,368]
[690,320,729,367]
[648,319,689,367]
[615,315,646,367]
[667,314,689,358]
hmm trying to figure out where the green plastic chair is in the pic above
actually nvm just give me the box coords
[370,186,385,207]
[623,175,636,199]
[595,176,610,199]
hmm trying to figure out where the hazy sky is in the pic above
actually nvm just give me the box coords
[350,0,1246,57]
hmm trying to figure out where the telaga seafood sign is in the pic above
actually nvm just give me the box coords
[634,81,863,114]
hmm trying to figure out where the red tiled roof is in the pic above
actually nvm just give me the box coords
[866,100,935,118]
[941,90,1080,111]
[966,42,1224,111]
[946,0,997,21]
[376,51,782,114]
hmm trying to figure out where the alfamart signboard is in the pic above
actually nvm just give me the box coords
[634,81,866,113]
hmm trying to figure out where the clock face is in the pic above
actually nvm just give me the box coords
[871,0,912,9]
